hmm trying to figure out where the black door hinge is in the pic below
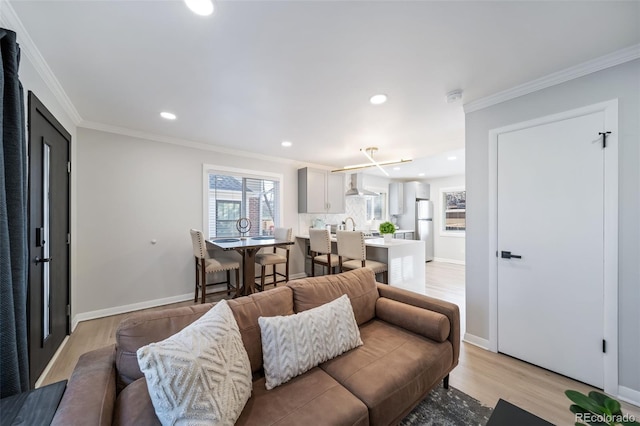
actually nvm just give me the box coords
[599,132,611,148]
[602,339,606,353]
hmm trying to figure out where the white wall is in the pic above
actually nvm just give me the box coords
[425,175,465,263]
[74,128,306,322]
[465,59,639,394]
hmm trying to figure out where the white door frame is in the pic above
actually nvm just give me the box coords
[487,99,618,395]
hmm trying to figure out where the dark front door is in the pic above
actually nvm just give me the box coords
[27,92,70,387]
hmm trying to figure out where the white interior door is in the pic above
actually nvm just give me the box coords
[497,110,605,388]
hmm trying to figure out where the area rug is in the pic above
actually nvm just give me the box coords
[401,386,493,426]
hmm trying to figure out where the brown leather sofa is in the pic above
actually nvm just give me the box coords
[52,268,459,426]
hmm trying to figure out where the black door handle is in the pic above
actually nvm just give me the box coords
[501,251,522,259]
[34,256,52,264]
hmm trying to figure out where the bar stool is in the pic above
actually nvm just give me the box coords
[190,229,240,303]
[336,230,388,283]
[309,228,339,276]
[255,227,292,291]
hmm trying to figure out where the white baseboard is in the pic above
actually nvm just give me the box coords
[71,292,194,331]
[433,257,466,265]
[34,335,69,389]
[70,275,312,331]
[618,386,640,408]
[463,333,490,350]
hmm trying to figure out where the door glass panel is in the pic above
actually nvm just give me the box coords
[43,143,51,340]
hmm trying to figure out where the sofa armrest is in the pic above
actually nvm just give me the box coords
[51,345,116,426]
[376,284,460,368]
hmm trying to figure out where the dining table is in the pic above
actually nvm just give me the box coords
[207,236,294,296]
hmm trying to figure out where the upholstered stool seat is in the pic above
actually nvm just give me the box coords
[253,253,285,266]
[341,258,387,274]
[203,255,240,273]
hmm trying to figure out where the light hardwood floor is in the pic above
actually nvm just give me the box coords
[41,262,639,425]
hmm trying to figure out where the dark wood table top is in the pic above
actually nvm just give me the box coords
[208,236,294,251]
[0,380,67,425]
[486,399,554,426]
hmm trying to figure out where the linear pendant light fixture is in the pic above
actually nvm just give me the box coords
[332,147,412,175]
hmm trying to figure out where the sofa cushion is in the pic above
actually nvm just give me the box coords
[112,370,369,426]
[376,297,450,342]
[236,368,369,426]
[320,320,453,426]
[113,378,159,426]
[287,268,378,325]
[116,303,214,390]
[137,300,252,426]
[259,295,363,390]
[228,286,295,374]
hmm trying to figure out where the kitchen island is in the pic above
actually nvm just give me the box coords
[296,235,426,295]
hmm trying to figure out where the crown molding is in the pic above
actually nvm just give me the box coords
[79,120,329,168]
[2,1,82,125]
[464,44,640,113]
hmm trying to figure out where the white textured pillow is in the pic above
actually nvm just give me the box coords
[259,294,363,390]
[137,299,252,426]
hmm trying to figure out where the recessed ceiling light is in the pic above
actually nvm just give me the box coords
[281,141,292,147]
[184,0,214,16]
[418,173,425,177]
[160,111,176,120]
[447,156,457,161]
[370,94,388,105]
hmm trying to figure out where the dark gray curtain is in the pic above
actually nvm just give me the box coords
[0,28,29,397]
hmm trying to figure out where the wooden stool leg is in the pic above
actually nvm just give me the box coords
[227,270,231,296]
[272,266,277,287]
[311,259,315,277]
[285,257,289,282]
[383,271,388,284]
[235,268,240,297]
[194,258,199,303]
[200,259,206,304]
[261,265,266,291]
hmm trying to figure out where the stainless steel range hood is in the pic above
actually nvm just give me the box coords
[345,173,379,197]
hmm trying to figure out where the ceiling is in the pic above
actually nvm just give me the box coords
[8,1,639,178]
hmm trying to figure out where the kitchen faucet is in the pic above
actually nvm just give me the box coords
[344,216,356,231]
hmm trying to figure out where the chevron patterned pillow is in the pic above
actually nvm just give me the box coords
[259,294,363,390]
[137,299,252,426]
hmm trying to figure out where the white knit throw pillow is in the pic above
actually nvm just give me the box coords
[137,300,252,426]
[259,294,363,390]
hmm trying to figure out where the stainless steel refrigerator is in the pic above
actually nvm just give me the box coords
[396,181,434,262]
[416,200,434,262]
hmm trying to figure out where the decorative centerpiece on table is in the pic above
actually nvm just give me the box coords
[379,221,396,242]
[236,217,251,239]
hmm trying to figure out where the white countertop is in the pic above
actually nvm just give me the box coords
[393,229,414,233]
[296,235,423,249]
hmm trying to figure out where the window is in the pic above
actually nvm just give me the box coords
[205,167,282,238]
[441,188,466,235]
[215,200,241,236]
[365,192,386,221]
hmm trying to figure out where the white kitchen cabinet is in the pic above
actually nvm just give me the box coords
[326,172,346,213]
[298,167,345,213]
[389,182,404,215]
